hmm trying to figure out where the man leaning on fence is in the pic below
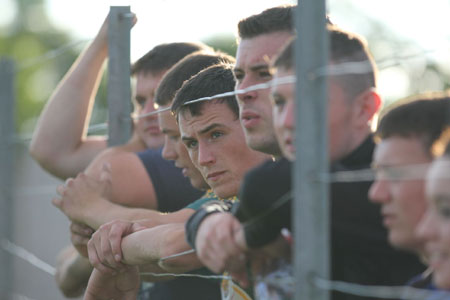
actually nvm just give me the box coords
[29,12,213,299]
[189,25,427,300]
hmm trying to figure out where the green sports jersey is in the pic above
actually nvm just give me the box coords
[186,190,238,210]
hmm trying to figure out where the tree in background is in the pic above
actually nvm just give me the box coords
[0,0,88,135]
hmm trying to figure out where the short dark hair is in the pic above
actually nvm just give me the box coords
[171,64,238,120]
[155,51,235,106]
[272,26,376,101]
[237,5,295,39]
[328,25,377,100]
[131,42,213,76]
[376,93,450,157]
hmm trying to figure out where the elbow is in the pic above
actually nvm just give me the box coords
[29,138,44,162]
[29,139,55,167]
[29,139,68,179]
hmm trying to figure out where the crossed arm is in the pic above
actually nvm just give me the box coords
[86,217,202,275]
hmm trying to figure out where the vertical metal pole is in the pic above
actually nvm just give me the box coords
[293,2,329,300]
[0,58,15,299]
[107,6,132,146]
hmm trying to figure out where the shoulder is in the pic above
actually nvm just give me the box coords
[245,158,291,185]
[136,148,163,161]
[239,158,291,213]
[85,147,145,178]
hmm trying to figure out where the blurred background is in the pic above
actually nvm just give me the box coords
[0,0,449,299]
[1,0,449,134]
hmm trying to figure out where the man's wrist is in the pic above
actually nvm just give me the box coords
[84,197,113,229]
[185,200,234,249]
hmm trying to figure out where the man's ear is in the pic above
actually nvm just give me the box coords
[352,88,382,128]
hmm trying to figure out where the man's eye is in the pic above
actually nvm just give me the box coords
[259,71,272,79]
[234,72,244,82]
[373,167,404,181]
[135,98,146,108]
[186,140,198,149]
[273,97,285,108]
[211,131,223,140]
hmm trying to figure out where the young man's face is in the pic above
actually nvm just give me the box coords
[179,102,269,199]
[417,157,450,289]
[134,71,165,149]
[271,67,295,161]
[271,69,357,163]
[234,31,293,156]
[158,106,209,191]
[369,136,431,252]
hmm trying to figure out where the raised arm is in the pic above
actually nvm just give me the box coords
[30,15,141,179]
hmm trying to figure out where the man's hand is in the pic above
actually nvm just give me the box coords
[231,232,292,288]
[94,12,137,52]
[84,266,140,300]
[70,222,94,257]
[195,213,247,275]
[52,166,112,224]
[87,220,146,274]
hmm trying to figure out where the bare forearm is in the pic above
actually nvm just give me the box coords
[121,224,202,273]
[82,202,181,230]
[81,198,193,231]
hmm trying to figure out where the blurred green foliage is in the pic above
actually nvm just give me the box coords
[203,33,237,58]
[0,0,237,135]
[0,0,83,134]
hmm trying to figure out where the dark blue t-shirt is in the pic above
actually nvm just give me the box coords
[137,148,203,212]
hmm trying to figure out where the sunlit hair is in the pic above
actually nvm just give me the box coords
[328,25,377,101]
[271,25,376,101]
[171,64,238,120]
[431,126,450,157]
[376,92,450,158]
[131,42,212,76]
[237,5,295,40]
[155,51,235,106]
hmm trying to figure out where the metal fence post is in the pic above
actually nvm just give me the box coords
[0,58,15,299]
[107,6,132,146]
[293,2,330,300]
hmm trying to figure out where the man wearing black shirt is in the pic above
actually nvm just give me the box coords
[190,26,425,299]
